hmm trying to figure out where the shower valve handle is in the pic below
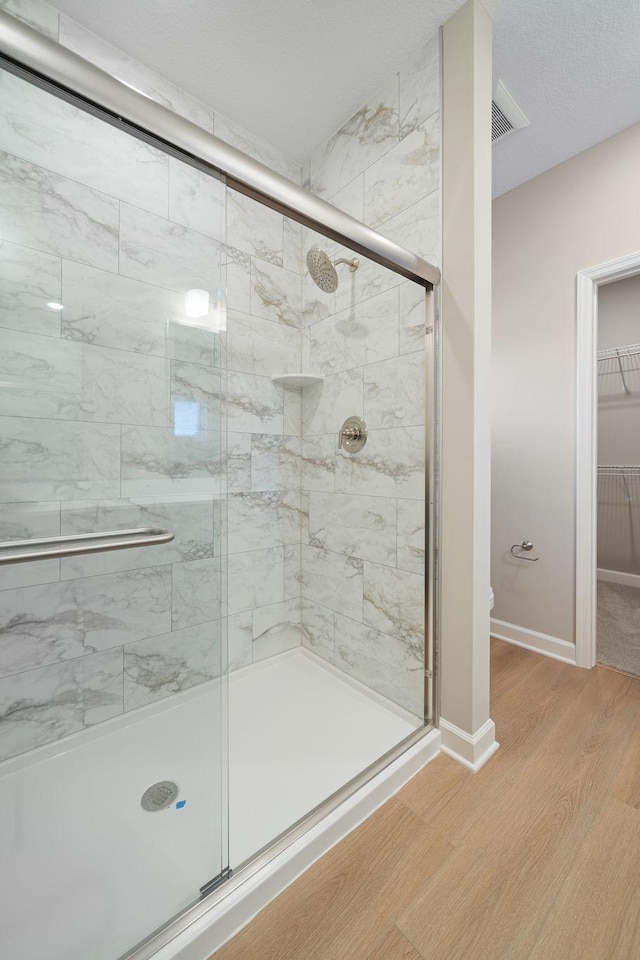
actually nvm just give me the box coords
[338,416,368,453]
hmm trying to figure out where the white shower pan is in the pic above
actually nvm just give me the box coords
[0,647,438,960]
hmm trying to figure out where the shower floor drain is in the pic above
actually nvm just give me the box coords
[141,780,179,812]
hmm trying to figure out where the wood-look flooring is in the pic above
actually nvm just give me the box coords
[213,640,640,960]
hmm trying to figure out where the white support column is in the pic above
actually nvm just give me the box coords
[438,0,498,771]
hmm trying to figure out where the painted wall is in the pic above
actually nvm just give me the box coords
[597,274,640,575]
[300,31,441,718]
[439,0,495,763]
[492,120,640,647]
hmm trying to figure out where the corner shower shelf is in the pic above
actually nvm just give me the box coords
[271,374,324,388]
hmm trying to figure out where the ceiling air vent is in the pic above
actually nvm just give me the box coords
[492,80,529,144]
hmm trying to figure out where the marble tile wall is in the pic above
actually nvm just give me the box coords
[221,180,305,672]
[0,21,305,760]
[0,0,439,745]
[0,0,302,183]
[299,31,441,719]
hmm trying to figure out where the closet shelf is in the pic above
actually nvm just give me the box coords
[598,465,640,473]
[271,374,324,388]
[597,343,640,361]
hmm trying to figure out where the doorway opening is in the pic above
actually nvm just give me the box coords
[576,253,640,670]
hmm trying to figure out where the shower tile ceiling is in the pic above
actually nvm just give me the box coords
[52,0,640,196]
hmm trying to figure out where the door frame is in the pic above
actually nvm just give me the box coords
[575,251,640,668]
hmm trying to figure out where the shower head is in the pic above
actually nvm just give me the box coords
[306,247,359,293]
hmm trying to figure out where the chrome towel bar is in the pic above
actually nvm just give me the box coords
[0,528,174,565]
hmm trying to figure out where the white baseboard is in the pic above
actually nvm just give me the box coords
[491,618,577,665]
[439,717,499,772]
[598,568,640,588]
[153,729,441,960]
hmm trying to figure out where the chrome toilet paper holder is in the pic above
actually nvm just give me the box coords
[510,540,539,561]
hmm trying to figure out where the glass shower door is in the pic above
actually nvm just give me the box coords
[0,66,228,960]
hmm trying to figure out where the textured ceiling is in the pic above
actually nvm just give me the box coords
[52,0,640,196]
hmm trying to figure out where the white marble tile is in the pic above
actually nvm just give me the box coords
[119,202,223,293]
[0,71,169,217]
[398,281,428,356]
[301,490,310,545]
[0,501,60,591]
[171,360,220,430]
[309,75,399,199]
[309,287,399,376]
[228,491,302,553]
[226,371,283,435]
[225,246,252,315]
[0,329,169,426]
[334,613,422,717]
[302,368,363,437]
[61,260,178,358]
[0,566,171,678]
[363,114,440,229]
[301,598,335,663]
[214,112,301,183]
[124,619,221,711]
[171,558,222,629]
[301,434,336,492]
[121,425,222,497]
[302,159,311,190]
[227,190,283,266]
[168,317,219,369]
[333,252,403,316]
[251,259,302,328]
[308,492,397,566]
[283,218,303,274]
[284,543,301,600]
[377,191,440,263]
[225,432,252,493]
[0,416,120,502]
[251,435,301,492]
[226,309,300,377]
[0,0,58,37]
[227,611,253,671]
[59,496,215,579]
[397,499,425,575]
[329,176,365,221]
[399,33,440,140]
[169,159,224,239]
[228,546,284,615]
[0,241,61,337]
[301,544,363,619]
[59,17,214,131]
[335,426,425,499]
[364,351,425,429]
[0,648,123,762]
[0,150,119,271]
[213,498,225,558]
[363,561,424,648]
[252,598,301,662]
[283,384,302,436]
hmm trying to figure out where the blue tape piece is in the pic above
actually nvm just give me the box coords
[176,800,186,809]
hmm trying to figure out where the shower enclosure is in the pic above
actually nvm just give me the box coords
[0,11,439,960]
